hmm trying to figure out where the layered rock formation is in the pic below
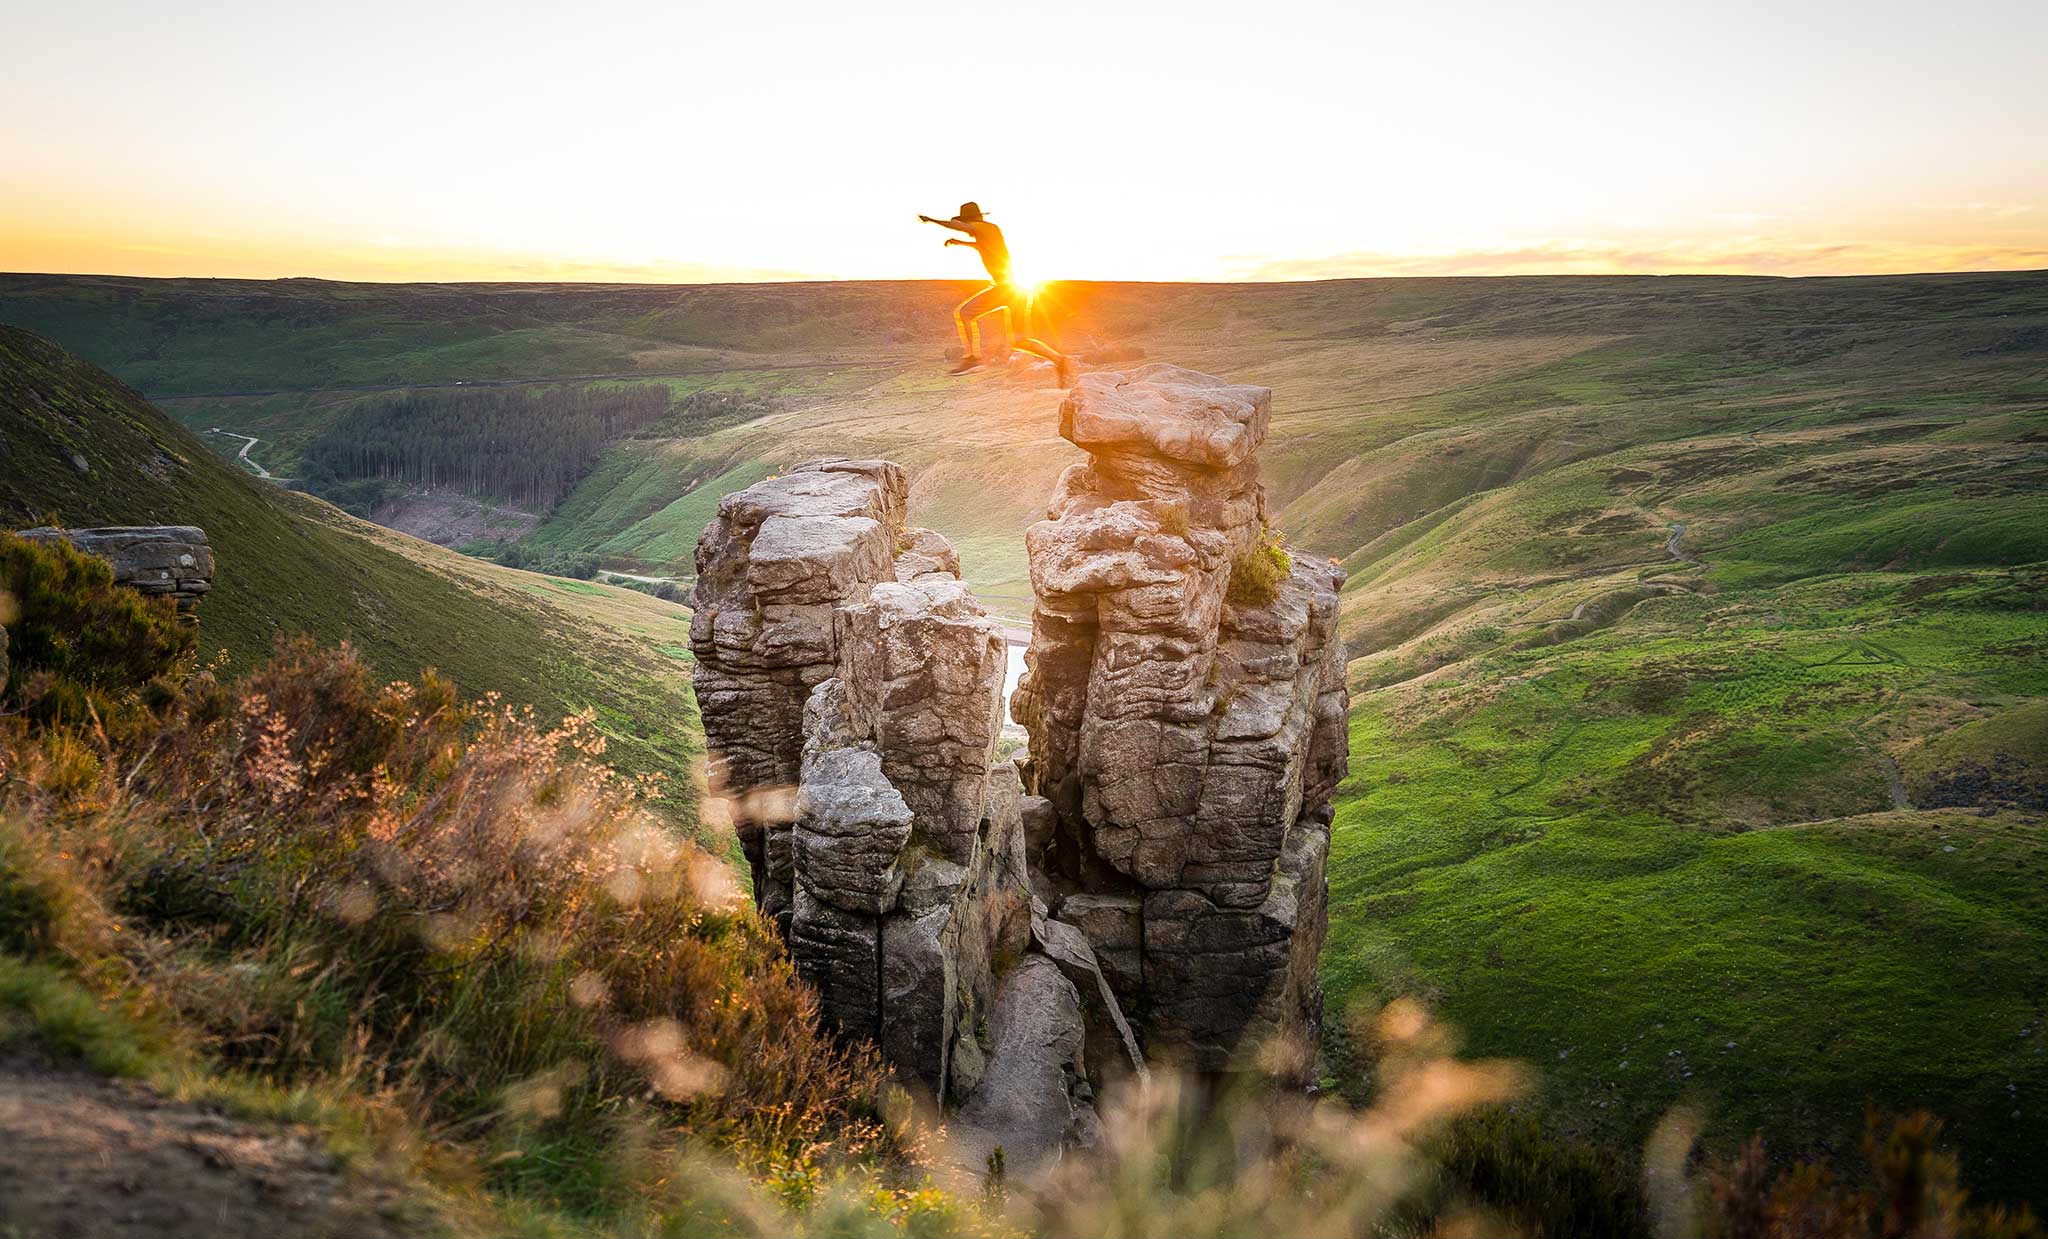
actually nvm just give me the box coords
[1013,363,1347,1078]
[690,460,1107,1169]
[4,524,217,696]
[688,366,1345,1174]
[17,526,214,619]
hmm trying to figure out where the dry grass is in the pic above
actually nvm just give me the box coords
[1226,526,1294,607]
[0,531,931,1226]
[5,527,2037,1236]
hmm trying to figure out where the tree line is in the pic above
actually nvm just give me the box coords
[299,384,672,511]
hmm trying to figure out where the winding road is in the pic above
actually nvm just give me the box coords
[207,428,273,479]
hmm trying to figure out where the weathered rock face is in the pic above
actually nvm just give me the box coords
[3,523,218,698]
[834,577,1007,866]
[689,462,1067,1121]
[689,365,1345,1175]
[1014,364,1348,1078]
[17,526,214,619]
[949,954,1097,1178]
[688,459,910,928]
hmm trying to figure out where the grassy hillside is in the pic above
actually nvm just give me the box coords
[0,325,703,830]
[13,271,2040,613]
[0,274,972,396]
[6,270,2048,1200]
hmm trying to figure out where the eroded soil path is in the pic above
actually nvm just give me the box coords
[0,1058,416,1239]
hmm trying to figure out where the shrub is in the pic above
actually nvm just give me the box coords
[0,636,918,1226]
[1424,1106,1648,1237]
[497,543,600,579]
[0,531,193,733]
[1703,1112,2040,1239]
[1226,525,1293,607]
[616,576,688,603]
[1153,500,1192,540]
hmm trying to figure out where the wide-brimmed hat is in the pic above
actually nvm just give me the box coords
[953,202,986,222]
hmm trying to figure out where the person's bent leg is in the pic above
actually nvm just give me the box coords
[951,285,1004,371]
[1006,289,1074,384]
[1015,336,1077,386]
[984,305,1016,361]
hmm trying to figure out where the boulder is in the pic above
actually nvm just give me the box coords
[951,954,1094,1179]
[894,526,962,581]
[16,526,213,618]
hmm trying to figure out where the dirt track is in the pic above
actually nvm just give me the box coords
[0,1058,416,1239]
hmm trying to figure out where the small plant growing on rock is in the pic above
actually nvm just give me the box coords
[1153,500,1192,540]
[1226,525,1292,607]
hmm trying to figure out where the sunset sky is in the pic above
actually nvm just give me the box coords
[3,0,2044,284]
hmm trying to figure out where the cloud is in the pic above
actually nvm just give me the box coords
[1225,238,2048,281]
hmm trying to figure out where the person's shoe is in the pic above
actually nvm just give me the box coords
[948,355,983,375]
[1054,355,1078,387]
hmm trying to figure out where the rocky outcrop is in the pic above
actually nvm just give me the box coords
[688,460,911,931]
[689,461,1069,1121]
[688,365,1345,1176]
[1013,363,1347,1078]
[17,526,214,619]
[4,524,217,693]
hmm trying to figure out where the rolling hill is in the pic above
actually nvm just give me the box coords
[4,270,2047,1199]
[0,324,704,833]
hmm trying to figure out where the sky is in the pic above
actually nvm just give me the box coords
[2,0,2044,284]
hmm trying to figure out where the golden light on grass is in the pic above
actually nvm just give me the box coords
[1011,997,1533,1237]
[615,1018,728,1102]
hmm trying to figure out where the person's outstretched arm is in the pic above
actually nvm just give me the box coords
[918,213,975,234]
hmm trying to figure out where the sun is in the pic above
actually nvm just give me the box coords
[1009,271,1047,301]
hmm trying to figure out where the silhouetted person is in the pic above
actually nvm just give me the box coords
[918,202,1075,385]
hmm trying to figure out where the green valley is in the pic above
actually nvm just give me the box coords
[0,325,704,833]
[4,269,2046,1202]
